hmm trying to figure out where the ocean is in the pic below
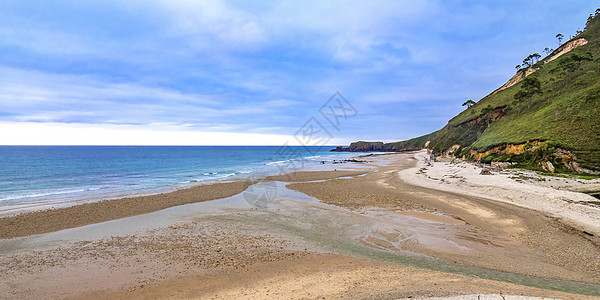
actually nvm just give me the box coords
[0,146,363,212]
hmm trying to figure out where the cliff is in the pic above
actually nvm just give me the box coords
[337,11,600,173]
[332,132,436,152]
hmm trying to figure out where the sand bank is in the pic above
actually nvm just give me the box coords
[287,153,600,285]
[398,150,600,235]
[87,254,590,300]
[2,154,600,299]
[0,170,363,239]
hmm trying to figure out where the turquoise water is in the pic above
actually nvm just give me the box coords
[0,146,361,209]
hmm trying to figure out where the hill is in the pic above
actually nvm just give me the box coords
[337,10,600,174]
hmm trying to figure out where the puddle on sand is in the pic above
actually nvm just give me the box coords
[1,182,599,296]
[395,210,464,225]
[204,198,600,297]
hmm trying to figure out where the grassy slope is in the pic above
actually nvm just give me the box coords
[425,15,600,170]
[385,131,438,151]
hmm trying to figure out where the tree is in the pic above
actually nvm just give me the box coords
[515,64,521,70]
[522,53,541,68]
[514,77,542,112]
[558,52,593,83]
[556,33,564,45]
[543,47,553,55]
[522,55,532,68]
[462,99,476,109]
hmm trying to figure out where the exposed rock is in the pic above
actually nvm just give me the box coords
[468,141,543,161]
[331,141,385,152]
[540,161,555,173]
[445,144,461,156]
[487,38,588,97]
[448,106,506,130]
[491,161,514,169]
[331,138,428,153]
[480,168,493,175]
[568,161,583,173]
[544,38,589,64]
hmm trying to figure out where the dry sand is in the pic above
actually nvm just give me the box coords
[399,150,600,235]
[287,153,600,285]
[2,154,600,299]
[86,254,592,300]
[0,220,312,299]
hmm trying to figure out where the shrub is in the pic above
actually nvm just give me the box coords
[481,153,498,164]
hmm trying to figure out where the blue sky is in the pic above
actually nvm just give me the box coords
[0,1,597,145]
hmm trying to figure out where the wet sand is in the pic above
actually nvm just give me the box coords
[0,217,592,300]
[1,154,600,299]
[0,220,312,299]
[0,181,251,239]
[287,154,600,285]
[265,170,368,182]
[0,171,359,239]
[86,254,591,300]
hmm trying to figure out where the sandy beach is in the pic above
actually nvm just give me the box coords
[1,152,600,299]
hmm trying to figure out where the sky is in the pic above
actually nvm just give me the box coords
[0,0,598,145]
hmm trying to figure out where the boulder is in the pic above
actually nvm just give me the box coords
[491,161,513,169]
[540,161,555,173]
[568,161,583,173]
[480,168,493,175]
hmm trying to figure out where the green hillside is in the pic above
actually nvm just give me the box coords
[426,11,600,171]
[345,10,600,173]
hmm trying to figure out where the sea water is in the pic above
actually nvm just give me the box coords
[0,146,364,213]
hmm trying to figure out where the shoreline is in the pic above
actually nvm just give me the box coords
[398,150,600,235]
[2,152,600,298]
[0,180,251,239]
[0,147,368,218]
[0,169,369,240]
[286,152,600,286]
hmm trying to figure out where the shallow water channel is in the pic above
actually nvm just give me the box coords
[1,181,600,296]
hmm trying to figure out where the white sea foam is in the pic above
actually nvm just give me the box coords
[0,187,101,202]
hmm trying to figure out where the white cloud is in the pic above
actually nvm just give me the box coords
[154,0,268,50]
[0,122,353,146]
[0,67,279,124]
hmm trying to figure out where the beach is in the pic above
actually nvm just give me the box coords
[1,151,600,299]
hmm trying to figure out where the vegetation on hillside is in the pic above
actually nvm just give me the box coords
[420,8,600,172]
[348,9,600,173]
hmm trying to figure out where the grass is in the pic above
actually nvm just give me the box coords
[420,12,600,171]
[537,171,600,180]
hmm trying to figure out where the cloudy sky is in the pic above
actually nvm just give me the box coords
[0,0,597,145]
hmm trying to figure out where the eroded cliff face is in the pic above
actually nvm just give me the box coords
[468,142,538,161]
[332,141,425,152]
[490,68,537,96]
[488,38,588,96]
[545,38,589,63]
[447,106,506,130]
[332,141,385,152]
[465,141,587,173]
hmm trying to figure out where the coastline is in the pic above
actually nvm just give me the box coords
[1,152,600,298]
[398,150,600,235]
[0,180,251,239]
[0,169,370,240]
[0,146,366,218]
[286,152,600,285]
